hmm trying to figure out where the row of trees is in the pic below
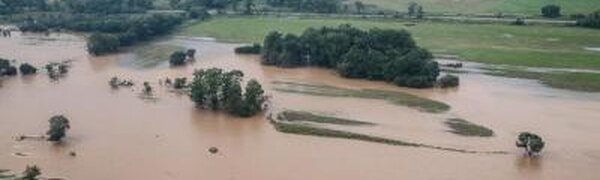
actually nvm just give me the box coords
[266,0,341,13]
[1,58,37,76]
[190,68,266,117]
[262,25,441,88]
[81,14,185,55]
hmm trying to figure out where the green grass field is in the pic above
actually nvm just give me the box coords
[357,0,600,15]
[179,16,600,70]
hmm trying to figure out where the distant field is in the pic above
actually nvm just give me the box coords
[357,0,600,15]
[179,16,600,70]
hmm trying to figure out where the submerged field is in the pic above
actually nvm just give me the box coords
[179,16,600,92]
[2,28,600,179]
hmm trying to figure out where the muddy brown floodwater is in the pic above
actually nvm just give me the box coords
[1,32,600,180]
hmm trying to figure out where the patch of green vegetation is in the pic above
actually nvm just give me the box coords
[484,68,600,92]
[445,118,494,137]
[132,44,185,68]
[179,16,600,70]
[279,110,376,126]
[272,81,450,113]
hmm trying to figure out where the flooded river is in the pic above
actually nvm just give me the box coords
[1,32,600,180]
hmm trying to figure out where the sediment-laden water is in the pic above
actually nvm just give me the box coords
[1,32,599,180]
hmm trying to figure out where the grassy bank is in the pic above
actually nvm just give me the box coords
[445,118,494,137]
[484,68,600,92]
[279,110,376,126]
[179,16,600,70]
[272,81,450,113]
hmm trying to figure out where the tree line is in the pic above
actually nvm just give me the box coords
[262,25,441,88]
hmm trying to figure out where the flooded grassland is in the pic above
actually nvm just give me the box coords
[1,32,600,180]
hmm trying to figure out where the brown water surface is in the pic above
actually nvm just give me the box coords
[1,33,599,180]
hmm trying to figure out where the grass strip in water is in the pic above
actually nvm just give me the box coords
[483,67,600,92]
[131,44,185,68]
[272,81,450,113]
[445,118,494,137]
[279,110,375,126]
[269,112,507,154]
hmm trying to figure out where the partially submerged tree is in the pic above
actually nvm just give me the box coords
[516,132,545,156]
[169,51,187,66]
[438,74,459,88]
[46,115,70,142]
[21,165,41,180]
[186,49,196,59]
[19,63,37,75]
[0,58,17,76]
[143,81,152,94]
[173,77,187,89]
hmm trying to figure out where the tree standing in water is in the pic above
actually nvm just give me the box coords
[143,82,152,95]
[46,115,70,142]
[21,165,41,180]
[516,132,545,156]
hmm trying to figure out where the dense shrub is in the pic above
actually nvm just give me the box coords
[576,10,600,29]
[169,51,187,66]
[262,25,440,88]
[234,43,262,54]
[190,68,265,117]
[188,6,211,20]
[438,74,459,88]
[541,5,561,18]
[87,33,120,55]
[0,58,18,76]
[513,18,526,25]
[19,63,38,75]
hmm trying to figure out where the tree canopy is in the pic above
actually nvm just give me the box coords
[262,25,441,88]
[46,115,70,142]
[516,132,545,156]
[190,68,265,117]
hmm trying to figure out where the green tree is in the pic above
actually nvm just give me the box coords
[241,79,265,117]
[46,115,70,142]
[516,132,546,156]
[541,5,560,18]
